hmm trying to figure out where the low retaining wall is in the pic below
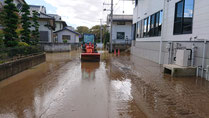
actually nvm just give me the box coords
[42,43,71,52]
[40,43,81,52]
[0,53,46,81]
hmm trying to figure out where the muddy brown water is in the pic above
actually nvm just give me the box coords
[0,50,209,118]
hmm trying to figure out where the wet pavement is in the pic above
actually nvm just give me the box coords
[0,50,209,118]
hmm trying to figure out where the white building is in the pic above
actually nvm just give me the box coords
[48,14,67,32]
[54,27,80,44]
[0,0,25,10]
[0,0,26,29]
[108,15,133,44]
[132,0,209,78]
[29,5,55,43]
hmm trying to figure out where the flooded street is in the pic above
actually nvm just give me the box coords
[1,50,209,118]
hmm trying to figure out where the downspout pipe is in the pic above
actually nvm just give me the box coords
[191,44,196,67]
[206,65,209,81]
[201,40,207,78]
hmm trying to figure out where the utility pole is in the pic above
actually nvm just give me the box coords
[110,0,113,52]
[100,19,103,44]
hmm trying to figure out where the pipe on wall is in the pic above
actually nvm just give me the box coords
[191,44,196,67]
[206,65,209,81]
[201,40,207,78]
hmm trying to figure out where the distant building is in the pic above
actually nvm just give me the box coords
[29,5,55,43]
[0,0,25,11]
[107,15,133,44]
[54,27,80,44]
[132,0,209,78]
[0,0,26,29]
[48,14,67,31]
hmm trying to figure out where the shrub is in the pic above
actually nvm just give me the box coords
[18,41,29,47]
[0,30,4,48]
[63,40,68,43]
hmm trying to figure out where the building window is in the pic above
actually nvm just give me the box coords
[117,21,125,25]
[143,18,148,37]
[174,0,194,35]
[17,3,22,10]
[147,16,151,37]
[135,0,138,7]
[150,14,155,36]
[158,10,163,36]
[117,32,125,40]
[62,35,71,41]
[137,10,163,39]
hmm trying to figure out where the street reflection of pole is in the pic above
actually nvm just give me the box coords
[110,0,113,53]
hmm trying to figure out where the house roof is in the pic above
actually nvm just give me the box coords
[29,5,54,19]
[54,28,80,35]
[48,14,67,26]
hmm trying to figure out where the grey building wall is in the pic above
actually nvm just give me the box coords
[132,0,209,78]
[56,29,79,43]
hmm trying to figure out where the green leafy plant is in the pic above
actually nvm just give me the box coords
[2,0,19,47]
[63,40,68,43]
[31,10,40,45]
[18,41,29,47]
[0,30,4,48]
[20,3,31,45]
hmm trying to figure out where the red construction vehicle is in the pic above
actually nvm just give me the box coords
[81,34,100,62]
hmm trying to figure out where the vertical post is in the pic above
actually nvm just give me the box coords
[110,0,113,53]
[100,19,103,43]
[201,40,207,78]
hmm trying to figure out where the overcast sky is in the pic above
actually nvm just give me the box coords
[25,0,134,28]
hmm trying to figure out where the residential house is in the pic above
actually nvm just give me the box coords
[132,0,209,78]
[0,0,26,29]
[108,15,133,44]
[0,0,25,10]
[29,5,55,43]
[54,27,80,44]
[48,14,67,31]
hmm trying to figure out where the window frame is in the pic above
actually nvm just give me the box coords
[62,35,71,41]
[173,0,194,35]
[117,32,125,40]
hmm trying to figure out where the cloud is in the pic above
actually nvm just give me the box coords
[44,0,134,28]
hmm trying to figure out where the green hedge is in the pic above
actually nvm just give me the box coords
[0,46,43,61]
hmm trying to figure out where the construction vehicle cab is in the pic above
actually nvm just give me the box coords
[81,34,100,62]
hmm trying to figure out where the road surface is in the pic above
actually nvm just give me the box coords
[0,50,209,118]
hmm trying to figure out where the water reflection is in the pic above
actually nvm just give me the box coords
[81,62,100,80]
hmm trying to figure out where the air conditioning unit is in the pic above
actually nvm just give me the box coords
[176,49,191,67]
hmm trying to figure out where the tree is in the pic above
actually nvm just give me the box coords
[76,26,90,42]
[2,0,19,47]
[0,30,4,48]
[90,25,109,43]
[31,10,40,45]
[20,3,31,45]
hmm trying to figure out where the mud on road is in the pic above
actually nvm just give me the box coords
[0,50,209,118]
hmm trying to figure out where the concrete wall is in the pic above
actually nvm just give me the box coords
[0,53,46,81]
[132,0,209,78]
[30,20,53,43]
[55,22,64,31]
[38,20,53,43]
[112,21,132,42]
[42,43,72,52]
[57,29,79,43]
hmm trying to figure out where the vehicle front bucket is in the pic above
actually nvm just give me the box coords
[81,53,100,62]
